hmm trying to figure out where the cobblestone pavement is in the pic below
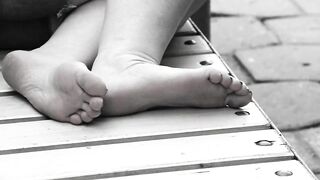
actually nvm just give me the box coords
[210,0,320,176]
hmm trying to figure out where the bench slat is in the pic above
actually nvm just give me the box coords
[165,36,211,57]
[0,95,44,122]
[175,20,197,36]
[162,53,227,72]
[0,130,293,180]
[0,103,269,153]
[107,160,316,180]
[0,72,14,96]
[0,51,10,70]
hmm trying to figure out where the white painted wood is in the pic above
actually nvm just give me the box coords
[165,36,211,57]
[162,54,228,73]
[0,130,293,180]
[0,50,10,70]
[0,95,44,122]
[108,160,316,180]
[0,102,269,152]
[0,72,14,95]
[175,20,197,36]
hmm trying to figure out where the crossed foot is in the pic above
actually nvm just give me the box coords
[2,51,252,124]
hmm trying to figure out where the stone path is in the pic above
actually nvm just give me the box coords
[210,0,320,177]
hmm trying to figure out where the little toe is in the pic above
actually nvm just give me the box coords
[76,66,107,97]
[82,103,101,118]
[225,93,252,108]
[79,110,93,123]
[69,114,82,125]
[89,97,104,111]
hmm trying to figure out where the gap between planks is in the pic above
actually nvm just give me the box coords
[0,130,293,180]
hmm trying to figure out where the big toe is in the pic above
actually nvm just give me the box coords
[77,68,107,97]
[225,93,252,108]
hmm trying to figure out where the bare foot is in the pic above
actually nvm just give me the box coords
[2,50,107,124]
[92,54,252,116]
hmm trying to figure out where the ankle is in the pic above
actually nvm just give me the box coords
[94,51,160,71]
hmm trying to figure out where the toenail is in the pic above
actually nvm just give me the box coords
[184,39,196,45]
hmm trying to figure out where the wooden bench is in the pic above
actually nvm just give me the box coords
[0,20,317,179]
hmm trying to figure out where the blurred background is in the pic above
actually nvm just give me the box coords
[207,0,320,177]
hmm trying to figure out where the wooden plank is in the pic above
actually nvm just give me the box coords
[175,20,197,36]
[162,53,228,73]
[107,160,316,180]
[0,102,269,153]
[165,36,211,57]
[0,50,10,70]
[0,72,14,96]
[0,95,44,123]
[0,130,293,179]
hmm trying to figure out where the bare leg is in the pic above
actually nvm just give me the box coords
[92,0,252,116]
[2,0,107,124]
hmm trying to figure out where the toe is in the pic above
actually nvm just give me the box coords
[208,70,223,84]
[89,97,103,111]
[229,78,242,92]
[69,114,82,125]
[79,110,93,123]
[82,103,101,118]
[225,93,253,108]
[235,83,250,96]
[77,69,107,97]
[220,74,233,88]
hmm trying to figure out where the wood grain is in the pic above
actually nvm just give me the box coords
[0,95,44,123]
[107,160,316,180]
[165,36,212,57]
[0,103,269,153]
[0,130,293,179]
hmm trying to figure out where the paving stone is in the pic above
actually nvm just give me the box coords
[210,17,279,54]
[249,82,320,130]
[299,127,320,156]
[265,16,320,44]
[282,132,320,172]
[221,55,253,84]
[235,45,320,82]
[293,0,320,14]
[210,0,301,18]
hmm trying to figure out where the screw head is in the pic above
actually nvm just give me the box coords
[275,170,293,176]
[199,60,213,66]
[235,111,250,116]
[184,40,196,45]
[255,140,274,146]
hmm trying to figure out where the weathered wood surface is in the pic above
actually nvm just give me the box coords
[0,130,293,179]
[0,95,44,123]
[0,72,14,95]
[165,36,212,57]
[107,160,315,180]
[176,21,197,36]
[0,20,316,180]
[162,53,227,72]
[0,103,269,154]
